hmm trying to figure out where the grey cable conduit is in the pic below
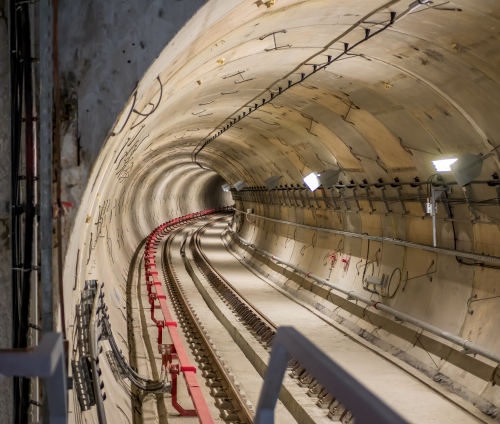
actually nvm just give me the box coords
[90,288,107,424]
[103,319,167,391]
[235,210,500,265]
[225,228,500,365]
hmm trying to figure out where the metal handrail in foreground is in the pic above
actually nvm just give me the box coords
[255,327,407,424]
[0,332,68,424]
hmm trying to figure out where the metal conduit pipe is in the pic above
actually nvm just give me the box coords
[235,209,500,265]
[226,229,500,365]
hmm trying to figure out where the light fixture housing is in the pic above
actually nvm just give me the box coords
[264,175,282,190]
[221,183,231,192]
[450,153,484,187]
[303,172,321,191]
[318,169,341,188]
[233,180,248,191]
[432,158,457,172]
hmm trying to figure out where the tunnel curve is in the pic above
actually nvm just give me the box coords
[63,0,500,421]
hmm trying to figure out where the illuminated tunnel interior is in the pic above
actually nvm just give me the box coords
[61,0,500,422]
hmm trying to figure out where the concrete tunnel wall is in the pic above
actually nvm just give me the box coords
[62,0,500,420]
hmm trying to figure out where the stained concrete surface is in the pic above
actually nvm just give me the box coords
[0,1,13,422]
[58,0,208,164]
[55,0,211,301]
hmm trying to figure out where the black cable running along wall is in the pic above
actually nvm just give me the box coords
[10,1,37,422]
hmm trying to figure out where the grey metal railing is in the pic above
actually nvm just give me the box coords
[0,332,68,424]
[235,209,500,265]
[255,327,407,424]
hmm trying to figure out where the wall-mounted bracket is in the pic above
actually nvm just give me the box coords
[396,187,408,215]
[492,365,500,386]
[259,30,291,51]
[416,186,429,216]
[330,188,341,211]
[352,188,363,212]
[463,185,480,221]
[312,189,322,209]
[429,185,451,247]
[339,187,350,211]
[365,187,376,213]
[380,187,392,215]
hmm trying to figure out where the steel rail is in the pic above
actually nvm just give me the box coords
[227,228,500,365]
[192,221,277,335]
[163,224,254,423]
[192,217,389,422]
[189,225,276,349]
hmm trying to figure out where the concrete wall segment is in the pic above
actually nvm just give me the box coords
[0,0,12,421]
[58,0,210,162]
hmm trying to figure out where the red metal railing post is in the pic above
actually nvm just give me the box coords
[170,365,197,417]
[157,321,164,344]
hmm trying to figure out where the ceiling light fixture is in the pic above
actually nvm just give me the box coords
[303,172,321,191]
[233,181,248,191]
[221,183,231,192]
[264,175,282,190]
[318,169,341,188]
[450,153,489,187]
[431,158,457,172]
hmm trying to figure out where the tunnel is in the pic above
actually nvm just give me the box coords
[2,0,500,423]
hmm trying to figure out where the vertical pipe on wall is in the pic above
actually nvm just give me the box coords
[39,0,53,333]
[39,0,54,420]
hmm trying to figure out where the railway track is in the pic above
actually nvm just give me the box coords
[160,216,254,423]
[187,219,355,423]
[148,212,483,424]
[189,223,276,348]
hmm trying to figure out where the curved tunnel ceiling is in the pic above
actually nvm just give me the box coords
[66,0,500,302]
[99,0,499,206]
[64,0,500,260]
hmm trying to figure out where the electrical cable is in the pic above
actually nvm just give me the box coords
[385,267,402,298]
[103,318,167,392]
[10,1,36,421]
[426,173,439,198]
